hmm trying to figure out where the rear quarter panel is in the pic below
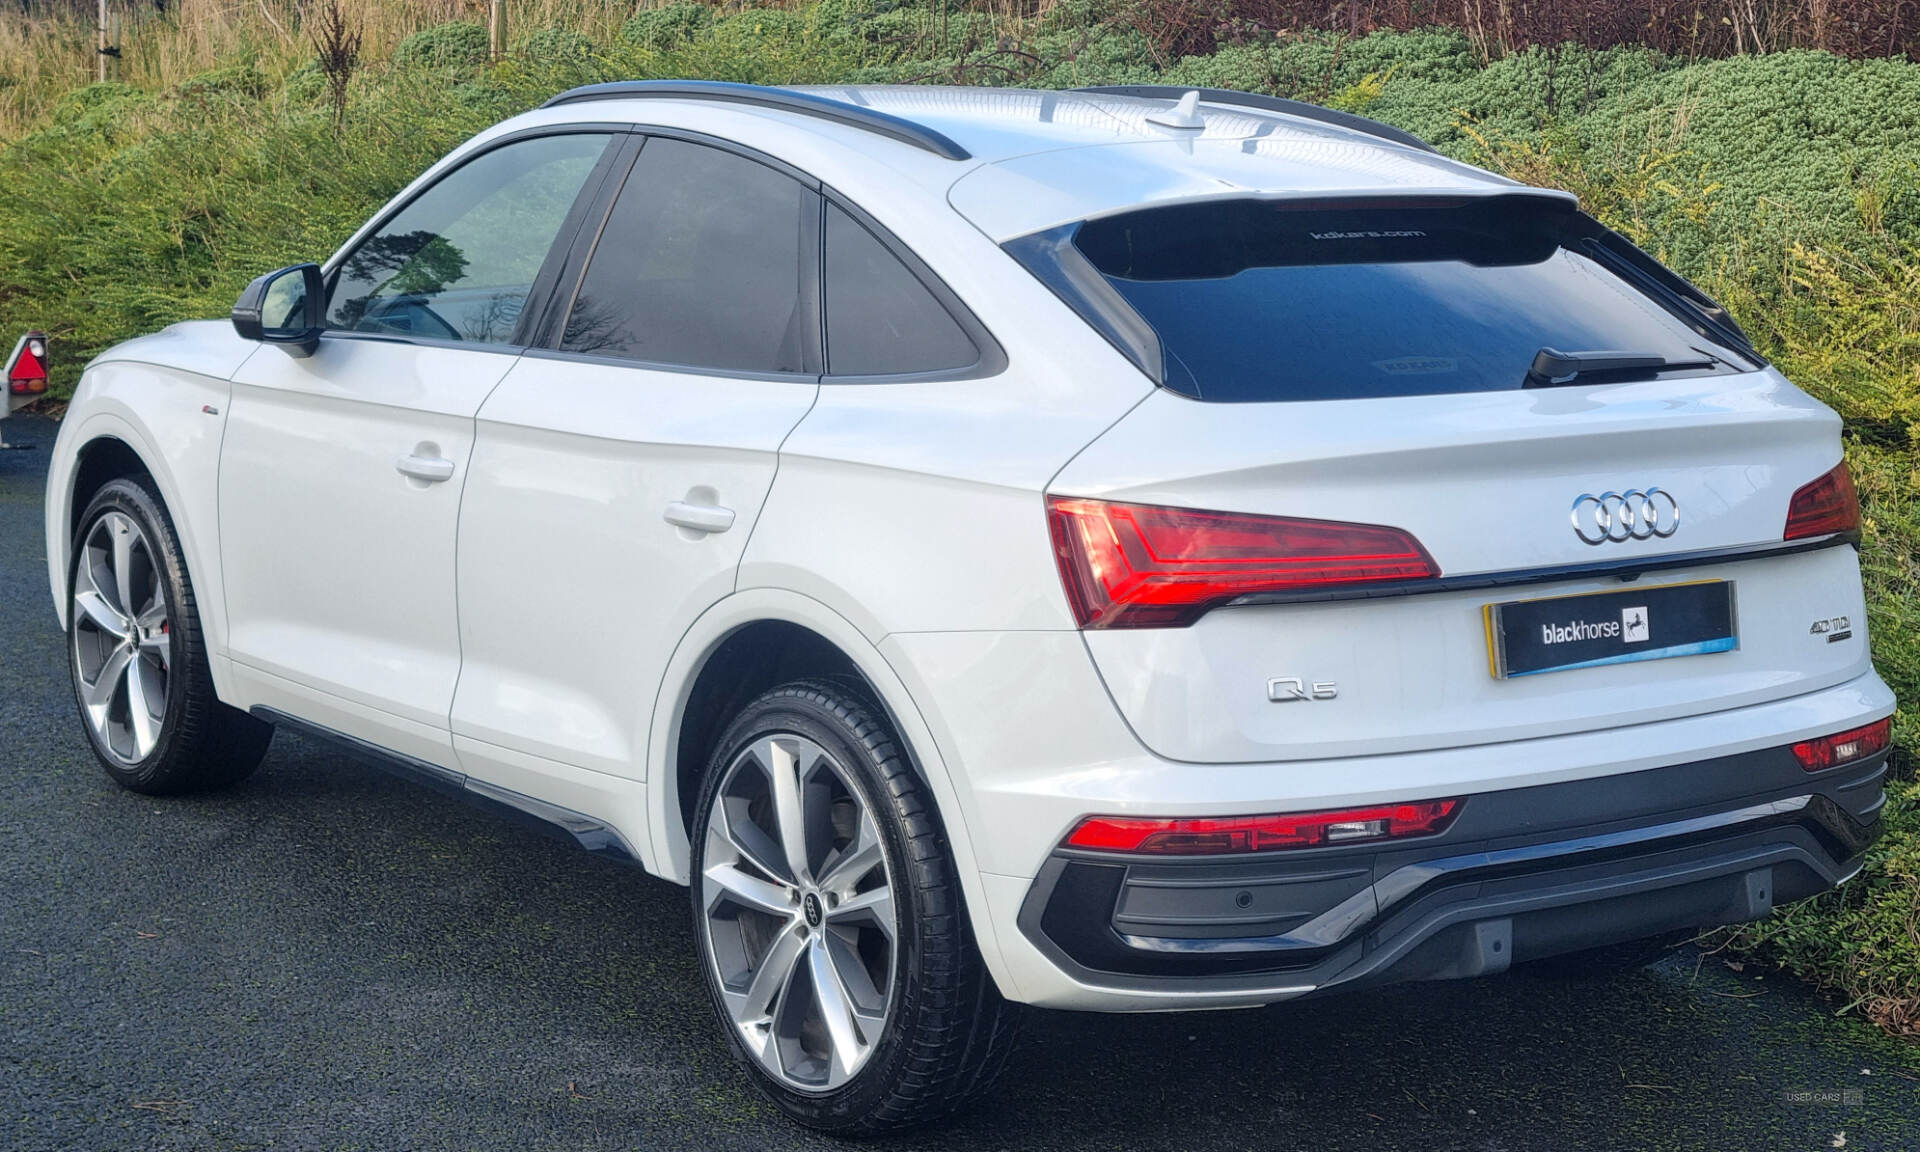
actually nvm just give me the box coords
[738,232,1154,637]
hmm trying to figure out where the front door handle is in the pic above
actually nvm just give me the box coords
[664,501,735,534]
[395,452,456,484]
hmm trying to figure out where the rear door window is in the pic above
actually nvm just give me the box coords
[1039,196,1747,403]
[559,137,819,374]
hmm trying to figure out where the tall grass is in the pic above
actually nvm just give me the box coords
[7,0,1920,135]
[0,1,691,134]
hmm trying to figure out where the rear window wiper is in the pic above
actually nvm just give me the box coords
[1524,347,1719,389]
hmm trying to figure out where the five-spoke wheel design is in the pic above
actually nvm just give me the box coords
[71,510,172,765]
[699,733,898,1092]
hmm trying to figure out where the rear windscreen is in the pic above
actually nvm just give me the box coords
[1025,196,1749,403]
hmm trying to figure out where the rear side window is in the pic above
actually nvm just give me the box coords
[560,137,817,374]
[824,204,977,376]
[1022,196,1748,403]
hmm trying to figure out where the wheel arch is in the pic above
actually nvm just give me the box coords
[49,416,177,630]
[48,393,233,699]
[670,618,869,837]
[68,434,157,539]
[647,588,1014,993]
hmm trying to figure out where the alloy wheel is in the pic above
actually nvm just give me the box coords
[700,733,899,1092]
[72,511,172,764]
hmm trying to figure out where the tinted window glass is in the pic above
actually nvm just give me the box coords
[327,133,612,344]
[1067,198,1742,403]
[825,204,977,376]
[561,138,816,373]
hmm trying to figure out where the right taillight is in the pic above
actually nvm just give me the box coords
[1046,496,1438,629]
[1784,461,1860,541]
[1792,718,1891,771]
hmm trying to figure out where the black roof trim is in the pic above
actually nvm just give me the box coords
[540,80,972,161]
[1076,85,1438,154]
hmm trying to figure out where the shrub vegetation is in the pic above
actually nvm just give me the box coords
[0,0,1914,1032]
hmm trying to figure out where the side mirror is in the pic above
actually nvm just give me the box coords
[233,264,325,357]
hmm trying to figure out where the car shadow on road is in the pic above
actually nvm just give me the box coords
[187,736,1920,1152]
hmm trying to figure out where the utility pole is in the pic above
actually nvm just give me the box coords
[489,0,506,62]
[96,0,121,83]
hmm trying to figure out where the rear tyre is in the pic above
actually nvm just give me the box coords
[1522,930,1695,977]
[690,679,1019,1134]
[68,478,273,794]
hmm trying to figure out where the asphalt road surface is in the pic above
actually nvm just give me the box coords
[3,414,1916,1151]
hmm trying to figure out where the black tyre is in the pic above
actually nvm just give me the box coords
[689,679,1019,1133]
[1522,930,1695,977]
[67,477,273,794]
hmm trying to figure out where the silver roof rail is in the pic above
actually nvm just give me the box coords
[540,80,973,161]
[1076,85,1438,154]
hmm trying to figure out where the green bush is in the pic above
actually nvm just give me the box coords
[47,82,149,133]
[393,20,490,69]
[174,64,270,103]
[617,3,715,51]
[282,60,327,105]
[517,25,597,63]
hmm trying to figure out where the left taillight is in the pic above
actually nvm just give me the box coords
[1792,717,1891,772]
[6,331,48,396]
[1784,461,1860,541]
[1046,496,1438,629]
[1065,800,1462,855]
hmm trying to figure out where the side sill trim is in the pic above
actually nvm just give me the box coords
[250,707,640,864]
[1217,534,1854,611]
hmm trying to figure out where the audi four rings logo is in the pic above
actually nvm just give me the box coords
[1570,489,1680,545]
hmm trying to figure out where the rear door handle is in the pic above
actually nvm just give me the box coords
[395,452,456,484]
[664,501,735,534]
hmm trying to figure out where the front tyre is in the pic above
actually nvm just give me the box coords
[690,680,1018,1133]
[68,478,272,794]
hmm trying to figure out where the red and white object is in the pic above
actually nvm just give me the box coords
[1,330,47,448]
[5,331,48,409]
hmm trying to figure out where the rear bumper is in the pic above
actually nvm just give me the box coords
[1014,741,1885,1001]
[878,630,1893,1009]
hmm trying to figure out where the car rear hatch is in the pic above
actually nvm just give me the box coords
[1023,193,1872,763]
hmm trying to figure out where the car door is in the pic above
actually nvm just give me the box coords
[450,133,822,784]
[220,129,623,767]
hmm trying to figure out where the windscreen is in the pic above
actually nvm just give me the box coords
[1055,196,1746,402]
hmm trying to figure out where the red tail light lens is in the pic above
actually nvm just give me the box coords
[1792,717,1892,772]
[6,332,48,396]
[1784,462,1860,541]
[1046,497,1438,629]
[1066,800,1462,855]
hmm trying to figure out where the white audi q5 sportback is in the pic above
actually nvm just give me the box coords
[44,81,1894,1131]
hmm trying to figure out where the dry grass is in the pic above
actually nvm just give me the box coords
[0,0,704,135]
